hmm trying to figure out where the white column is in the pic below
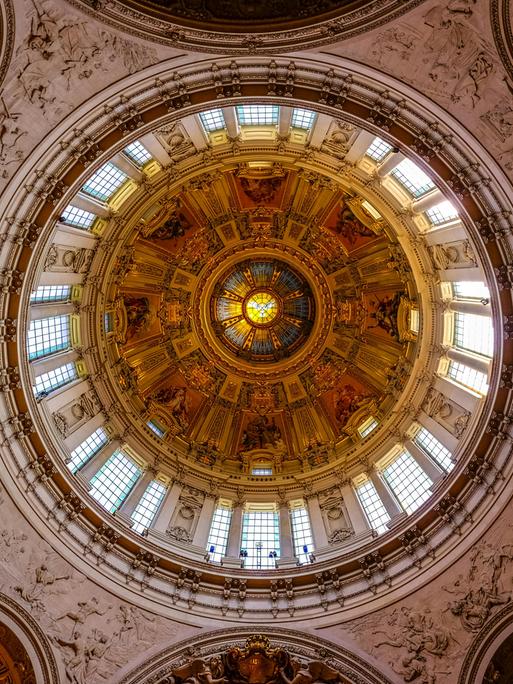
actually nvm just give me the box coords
[440,267,484,282]
[411,188,445,213]
[368,468,404,521]
[340,483,370,534]
[424,222,466,245]
[39,272,84,286]
[192,495,217,548]
[111,153,143,182]
[446,347,490,375]
[307,113,331,147]
[181,114,209,150]
[306,495,329,548]
[77,439,120,481]
[31,348,79,376]
[418,413,459,452]
[279,502,294,558]
[152,480,182,532]
[344,130,376,164]
[376,150,404,177]
[225,502,244,557]
[71,193,110,217]
[433,375,478,412]
[223,106,240,139]
[405,441,444,482]
[64,413,104,451]
[278,106,293,137]
[139,132,172,166]
[29,302,75,321]
[117,467,154,518]
[46,378,89,414]
[450,301,491,315]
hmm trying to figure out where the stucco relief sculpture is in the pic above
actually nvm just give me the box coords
[443,540,513,632]
[14,0,156,110]
[373,607,451,683]
[0,97,26,178]
[167,636,350,684]
[14,562,69,611]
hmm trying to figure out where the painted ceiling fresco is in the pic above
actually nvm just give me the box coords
[112,166,418,474]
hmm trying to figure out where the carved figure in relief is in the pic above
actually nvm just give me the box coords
[0,97,26,175]
[279,660,343,684]
[173,658,227,684]
[54,628,114,684]
[129,606,156,642]
[0,529,27,562]
[374,606,450,683]
[14,563,69,610]
[443,540,513,632]
[371,26,416,66]
[16,2,60,107]
[422,0,495,106]
[14,0,155,113]
[56,596,111,636]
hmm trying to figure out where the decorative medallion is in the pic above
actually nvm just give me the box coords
[211,259,315,363]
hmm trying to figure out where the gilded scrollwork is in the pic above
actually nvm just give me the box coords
[168,636,351,684]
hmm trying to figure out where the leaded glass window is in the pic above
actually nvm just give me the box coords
[290,507,314,564]
[391,158,435,197]
[414,427,454,472]
[241,510,280,569]
[131,480,167,533]
[67,427,109,474]
[206,506,232,562]
[81,163,127,201]
[89,450,141,513]
[27,315,70,360]
[382,451,432,514]
[34,362,77,398]
[354,479,390,533]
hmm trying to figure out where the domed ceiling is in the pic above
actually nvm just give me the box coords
[112,164,417,475]
[113,0,375,30]
[69,0,425,51]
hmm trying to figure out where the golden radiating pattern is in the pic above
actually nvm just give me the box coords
[211,259,315,362]
[245,292,279,325]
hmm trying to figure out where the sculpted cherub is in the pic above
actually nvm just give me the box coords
[280,660,348,684]
[172,657,226,684]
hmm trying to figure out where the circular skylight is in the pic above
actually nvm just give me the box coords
[211,259,315,362]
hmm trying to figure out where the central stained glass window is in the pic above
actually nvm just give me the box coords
[211,259,315,362]
[244,291,279,326]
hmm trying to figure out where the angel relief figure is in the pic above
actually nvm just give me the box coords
[169,637,349,684]
[280,661,347,684]
[172,658,227,684]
